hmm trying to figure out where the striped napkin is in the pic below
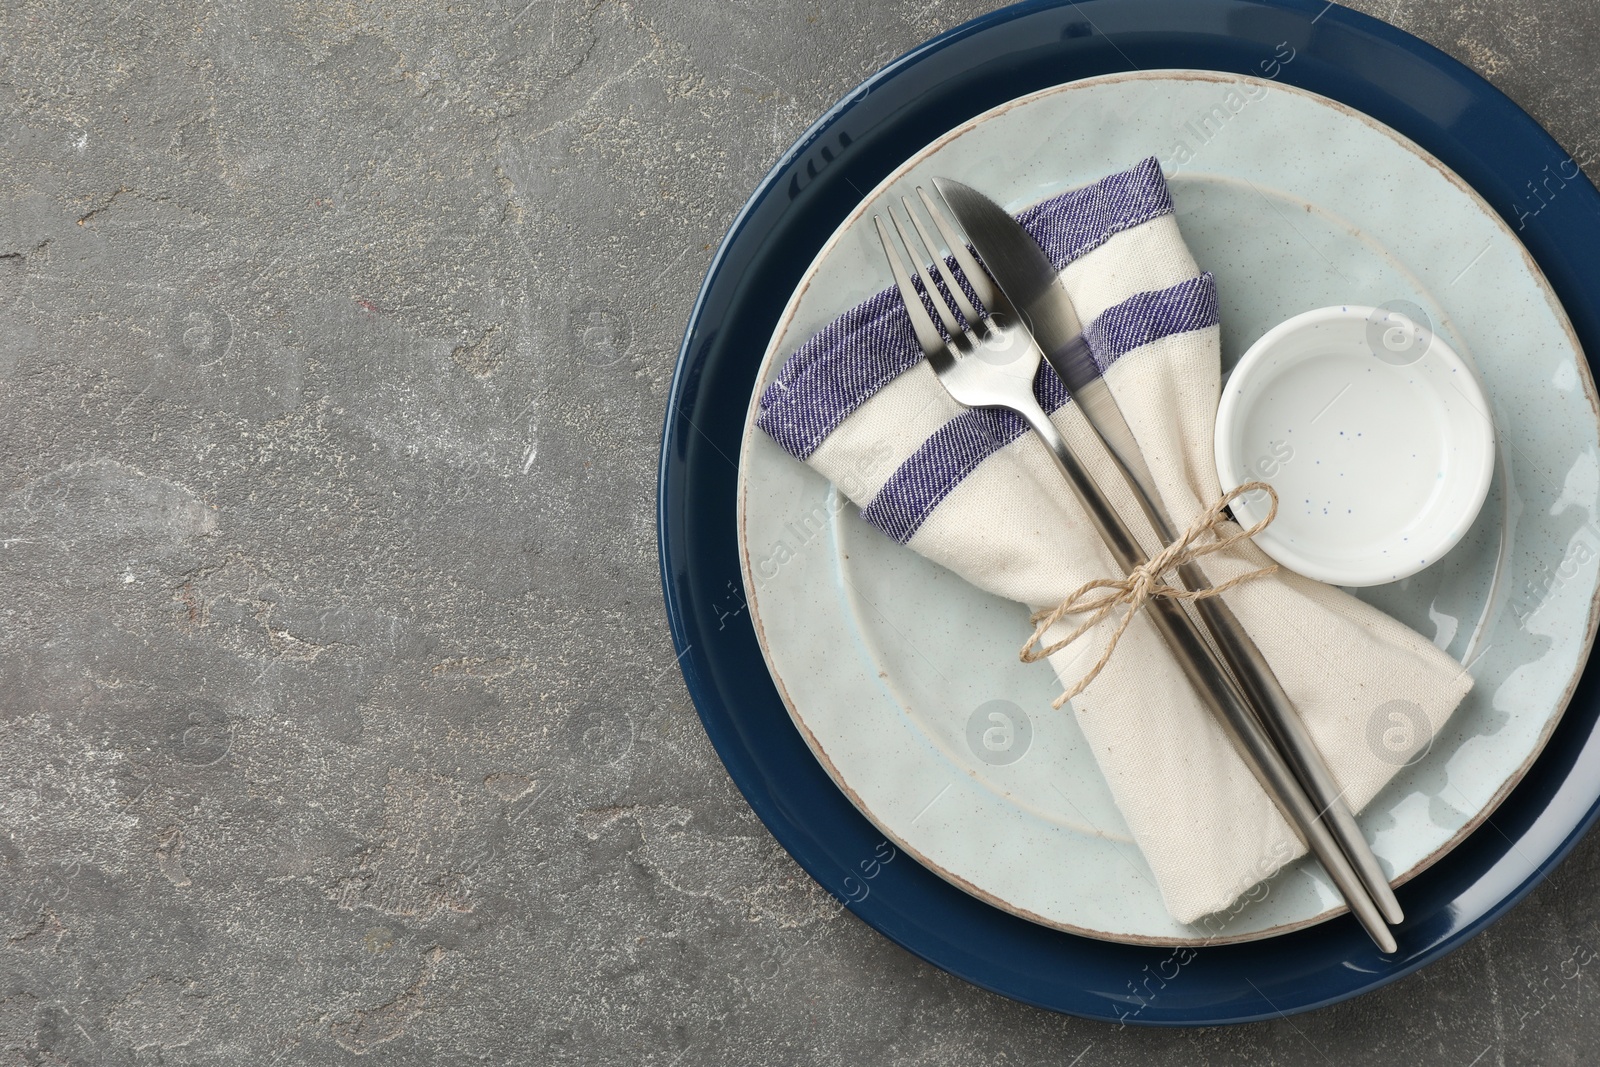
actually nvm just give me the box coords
[755,158,1471,925]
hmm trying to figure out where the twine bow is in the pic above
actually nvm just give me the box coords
[1020,482,1280,709]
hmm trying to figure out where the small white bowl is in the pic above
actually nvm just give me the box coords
[1214,305,1495,588]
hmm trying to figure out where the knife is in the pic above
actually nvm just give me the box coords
[930,177,1405,930]
[882,188,1392,953]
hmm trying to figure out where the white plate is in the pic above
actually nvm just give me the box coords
[1216,304,1497,587]
[737,71,1600,944]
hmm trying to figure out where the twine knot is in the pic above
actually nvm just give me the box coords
[1020,482,1280,709]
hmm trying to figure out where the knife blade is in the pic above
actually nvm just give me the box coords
[931,176,1406,929]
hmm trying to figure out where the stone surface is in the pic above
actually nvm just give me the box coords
[1,1,1598,1064]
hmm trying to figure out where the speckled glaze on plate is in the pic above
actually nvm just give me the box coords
[737,71,1600,944]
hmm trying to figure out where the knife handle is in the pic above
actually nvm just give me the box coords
[1187,588,1405,925]
[1020,407,1398,953]
[1081,413,1407,929]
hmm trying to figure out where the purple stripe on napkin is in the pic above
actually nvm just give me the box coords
[1085,273,1220,370]
[862,274,1218,545]
[757,157,1174,462]
[756,265,986,462]
[861,369,1069,543]
[1016,156,1173,272]
[861,407,1028,544]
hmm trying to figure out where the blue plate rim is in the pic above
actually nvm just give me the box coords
[658,0,1600,1025]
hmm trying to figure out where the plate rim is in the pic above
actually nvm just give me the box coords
[659,0,1600,1024]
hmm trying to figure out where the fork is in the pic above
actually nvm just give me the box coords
[928,177,1405,931]
[873,196,1399,952]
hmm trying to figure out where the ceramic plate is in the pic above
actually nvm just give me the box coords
[736,70,1597,944]
[661,0,1600,1022]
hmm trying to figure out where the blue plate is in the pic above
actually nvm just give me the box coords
[658,0,1600,1024]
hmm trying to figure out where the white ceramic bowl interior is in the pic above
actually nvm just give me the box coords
[1215,305,1496,587]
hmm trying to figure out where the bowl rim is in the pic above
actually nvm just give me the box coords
[1215,303,1497,587]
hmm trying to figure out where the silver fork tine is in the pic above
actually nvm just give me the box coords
[873,215,952,369]
[887,209,964,341]
[918,186,1001,313]
[902,195,985,333]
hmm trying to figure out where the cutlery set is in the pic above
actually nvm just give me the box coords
[873,181,1403,951]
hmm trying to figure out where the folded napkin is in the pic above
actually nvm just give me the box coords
[756,158,1472,924]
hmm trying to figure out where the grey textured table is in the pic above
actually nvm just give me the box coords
[2,1,1598,1064]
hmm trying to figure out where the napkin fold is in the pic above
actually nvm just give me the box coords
[756,158,1472,925]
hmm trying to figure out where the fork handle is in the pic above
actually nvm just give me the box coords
[1021,409,1398,953]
